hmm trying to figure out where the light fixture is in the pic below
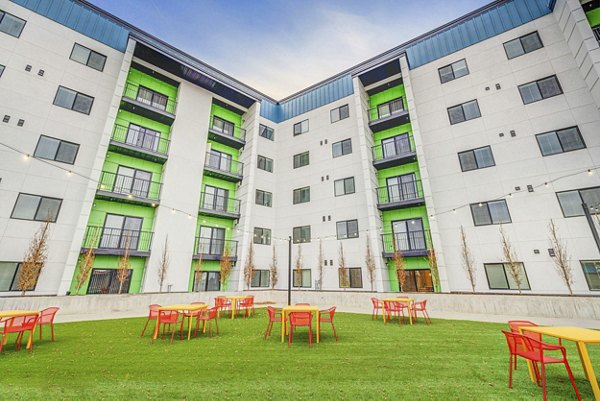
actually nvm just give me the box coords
[452,209,456,213]
[588,169,593,175]
[23,154,30,160]
[509,193,513,198]
[478,202,483,207]
[171,208,176,213]
[151,203,156,207]
[544,182,548,188]
[67,171,73,176]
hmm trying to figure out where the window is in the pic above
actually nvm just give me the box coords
[255,189,272,207]
[206,150,232,173]
[0,10,26,38]
[504,31,543,59]
[402,270,434,292]
[334,177,355,196]
[293,119,309,136]
[251,270,270,288]
[259,124,274,140]
[87,269,132,294]
[53,86,94,114]
[518,75,562,105]
[11,193,62,222]
[293,151,309,168]
[257,155,273,172]
[99,214,143,250]
[470,200,511,226]
[581,261,600,290]
[386,174,419,202]
[126,124,161,152]
[293,186,310,204]
[392,219,426,252]
[336,220,359,239]
[293,225,311,243]
[458,146,495,172]
[447,100,481,125]
[293,269,311,288]
[197,226,226,256]
[484,263,531,290]
[536,127,585,156]
[193,271,221,291]
[253,227,272,245]
[137,86,168,111]
[376,98,404,119]
[332,138,352,158]
[202,185,229,212]
[557,187,600,217]
[438,59,469,83]
[330,104,349,123]
[380,134,411,158]
[0,64,4,78]
[34,135,79,164]
[0,262,37,292]
[339,267,363,288]
[70,43,107,71]
[112,166,152,198]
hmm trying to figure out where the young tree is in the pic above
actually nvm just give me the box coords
[116,233,131,294]
[75,227,99,293]
[365,237,376,292]
[500,225,523,294]
[548,220,573,295]
[220,245,232,289]
[18,219,51,296]
[243,241,256,289]
[393,249,406,292]
[157,236,170,292]
[269,243,278,289]
[318,239,324,289]
[294,243,303,286]
[426,248,439,292]
[460,225,476,292]
[193,249,203,292]
[339,242,349,288]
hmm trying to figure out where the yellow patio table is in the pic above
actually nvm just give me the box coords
[281,305,320,344]
[381,298,414,325]
[153,304,207,342]
[0,310,40,350]
[521,326,600,401]
[224,295,251,320]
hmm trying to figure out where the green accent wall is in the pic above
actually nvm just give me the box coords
[187,260,223,292]
[211,104,242,126]
[126,68,178,100]
[586,8,600,27]
[385,258,430,292]
[196,215,235,237]
[69,255,146,295]
[368,85,407,121]
[115,110,171,140]
[88,200,156,232]
[102,151,164,180]
[201,176,237,197]
[208,140,240,162]
[373,123,413,146]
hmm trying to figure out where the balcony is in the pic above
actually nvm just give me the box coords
[81,226,153,257]
[381,231,430,258]
[594,25,600,43]
[121,82,176,125]
[208,118,246,149]
[203,152,244,182]
[192,237,238,261]
[368,98,410,133]
[96,171,162,206]
[372,142,416,170]
[109,124,170,163]
[198,192,241,220]
[376,180,425,211]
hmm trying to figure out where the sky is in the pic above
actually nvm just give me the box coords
[89,0,490,99]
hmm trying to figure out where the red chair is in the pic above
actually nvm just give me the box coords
[151,310,180,344]
[411,300,431,325]
[319,307,338,341]
[38,307,60,341]
[195,307,220,337]
[239,297,255,318]
[140,304,161,337]
[501,330,581,401]
[180,302,206,339]
[371,298,382,320]
[383,301,407,324]
[215,296,232,317]
[288,312,313,347]
[264,306,282,339]
[0,314,38,352]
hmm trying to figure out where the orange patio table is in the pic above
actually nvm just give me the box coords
[521,326,600,401]
[0,310,40,350]
[224,296,252,320]
[381,298,414,325]
[153,304,207,341]
[281,305,320,344]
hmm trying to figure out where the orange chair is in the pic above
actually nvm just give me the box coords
[151,310,180,344]
[239,297,255,318]
[319,307,338,341]
[0,314,38,352]
[411,300,431,325]
[264,306,282,339]
[371,297,382,320]
[140,304,161,337]
[215,296,232,317]
[195,307,220,337]
[288,312,313,347]
[383,301,406,324]
[38,307,59,341]
[179,302,206,339]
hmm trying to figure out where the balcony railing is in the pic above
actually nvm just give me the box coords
[97,171,162,202]
[194,237,238,260]
[111,124,170,158]
[204,151,243,181]
[198,192,241,219]
[372,139,416,169]
[376,180,424,210]
[122,82,177,114]
[367,98,410,132]
[82,226,153,254]
[381,231,430,257]
[208,118,246,149]
[593,25,600,43]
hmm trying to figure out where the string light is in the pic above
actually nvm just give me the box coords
[588,169,593,175]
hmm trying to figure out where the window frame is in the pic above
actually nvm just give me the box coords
[293,151,310,169]
[535,126,586,156]
[293,269,312,288]
[330,104,350,123]
[53,86,95,115]
[293,119,309,136]
[0,262,38,292]
[447,100,481,125]
[257,155,273,173]
[193,271,221,292]
[253,227,272,245]
[293,186,310,205]
[332,138,352,158]
[33,135,80,165]
[581,260,600,291]
[376,97,404,119]
[339,267,363,288]
[87,268,132,294]
[10,193,63,223]
[556,186,600,217]
[255,189,273,207]
[336,219,359,240]
[458,145,495,172]
[438,59,469,84]
[251,269,270,288]
[503,31,543,60]
[259,124,274,140]
[484,262,531,291]
[69,43,107,72]
[334,177,355,197]
[0,10,26,38]
[292,225,311,244]
[470,200,512,226]
[518,75,563,105]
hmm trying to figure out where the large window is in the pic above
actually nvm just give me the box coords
[458,146,495,172]
[518,75,562,105]
[197,226,226,256]
[87,269,132,294]
[293,269,311,288]
[484,263,531,290]
[126,124,161,152]
[376,98,404,119]
[193,271,221,292]
[386,174,418,203]
[11,193,62,222]
[470,200,511,226]
[392,219,426,252]
[70,43,107,71]
[381,134,411,158]
[255,189,272,207]
[334,177,355,196]
[536,127,585,156]
[557,187,600,217]
[293,119,309,136]
[330,104,349,123]
[99,214,143,250]
[0,262,36,292]
[0,10,26,38]
[34,135,79,164]
[293,225,311,244]
[503,31,543,59]
[251,270,270,288]
[447,100,480,125]
[211,116,234,136]
[137,86,168,111]
[293,151,309,168]
[336,220,359,240]
[293,186,310,204]
[202,186,229,212]
[53,86,94,115]
[339,267,363,288]
[581,261,600,291]
[257,155,273,172]
[253,227,272,245]
[206,150,232,173]
[259,124,274,140]
[402,270,434,292]
[112,166,152,198]
[438,59,469,83]
[332,138,352,158]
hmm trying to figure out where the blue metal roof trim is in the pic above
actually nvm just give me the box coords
[405,0,553,69]
[260,75,354,123]
[11,0,129,52]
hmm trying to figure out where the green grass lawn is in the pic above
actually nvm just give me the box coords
[0,310,597,400]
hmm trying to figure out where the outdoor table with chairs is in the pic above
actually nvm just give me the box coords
[151,304,207,343]
[0,307,60,353]
[275,304,338,346]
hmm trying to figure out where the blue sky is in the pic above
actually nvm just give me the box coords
[90,0,490,99]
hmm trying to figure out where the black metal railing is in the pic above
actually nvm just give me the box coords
[372,138,414,162]
[194,237,238,257]
[209,118,246,141]
[377,180,424,205]
[111,124,170,156]
[381,231,430,254]
[82,226,153,252]
[123,82,177,114]
[97,171,162,201]
[204,151,243,177]
[87,269,132,295]
[368,98,405,122]
[593,25,600,42]
[199,192,241,215]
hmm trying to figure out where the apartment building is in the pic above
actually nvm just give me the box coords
[0,0,599,297]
